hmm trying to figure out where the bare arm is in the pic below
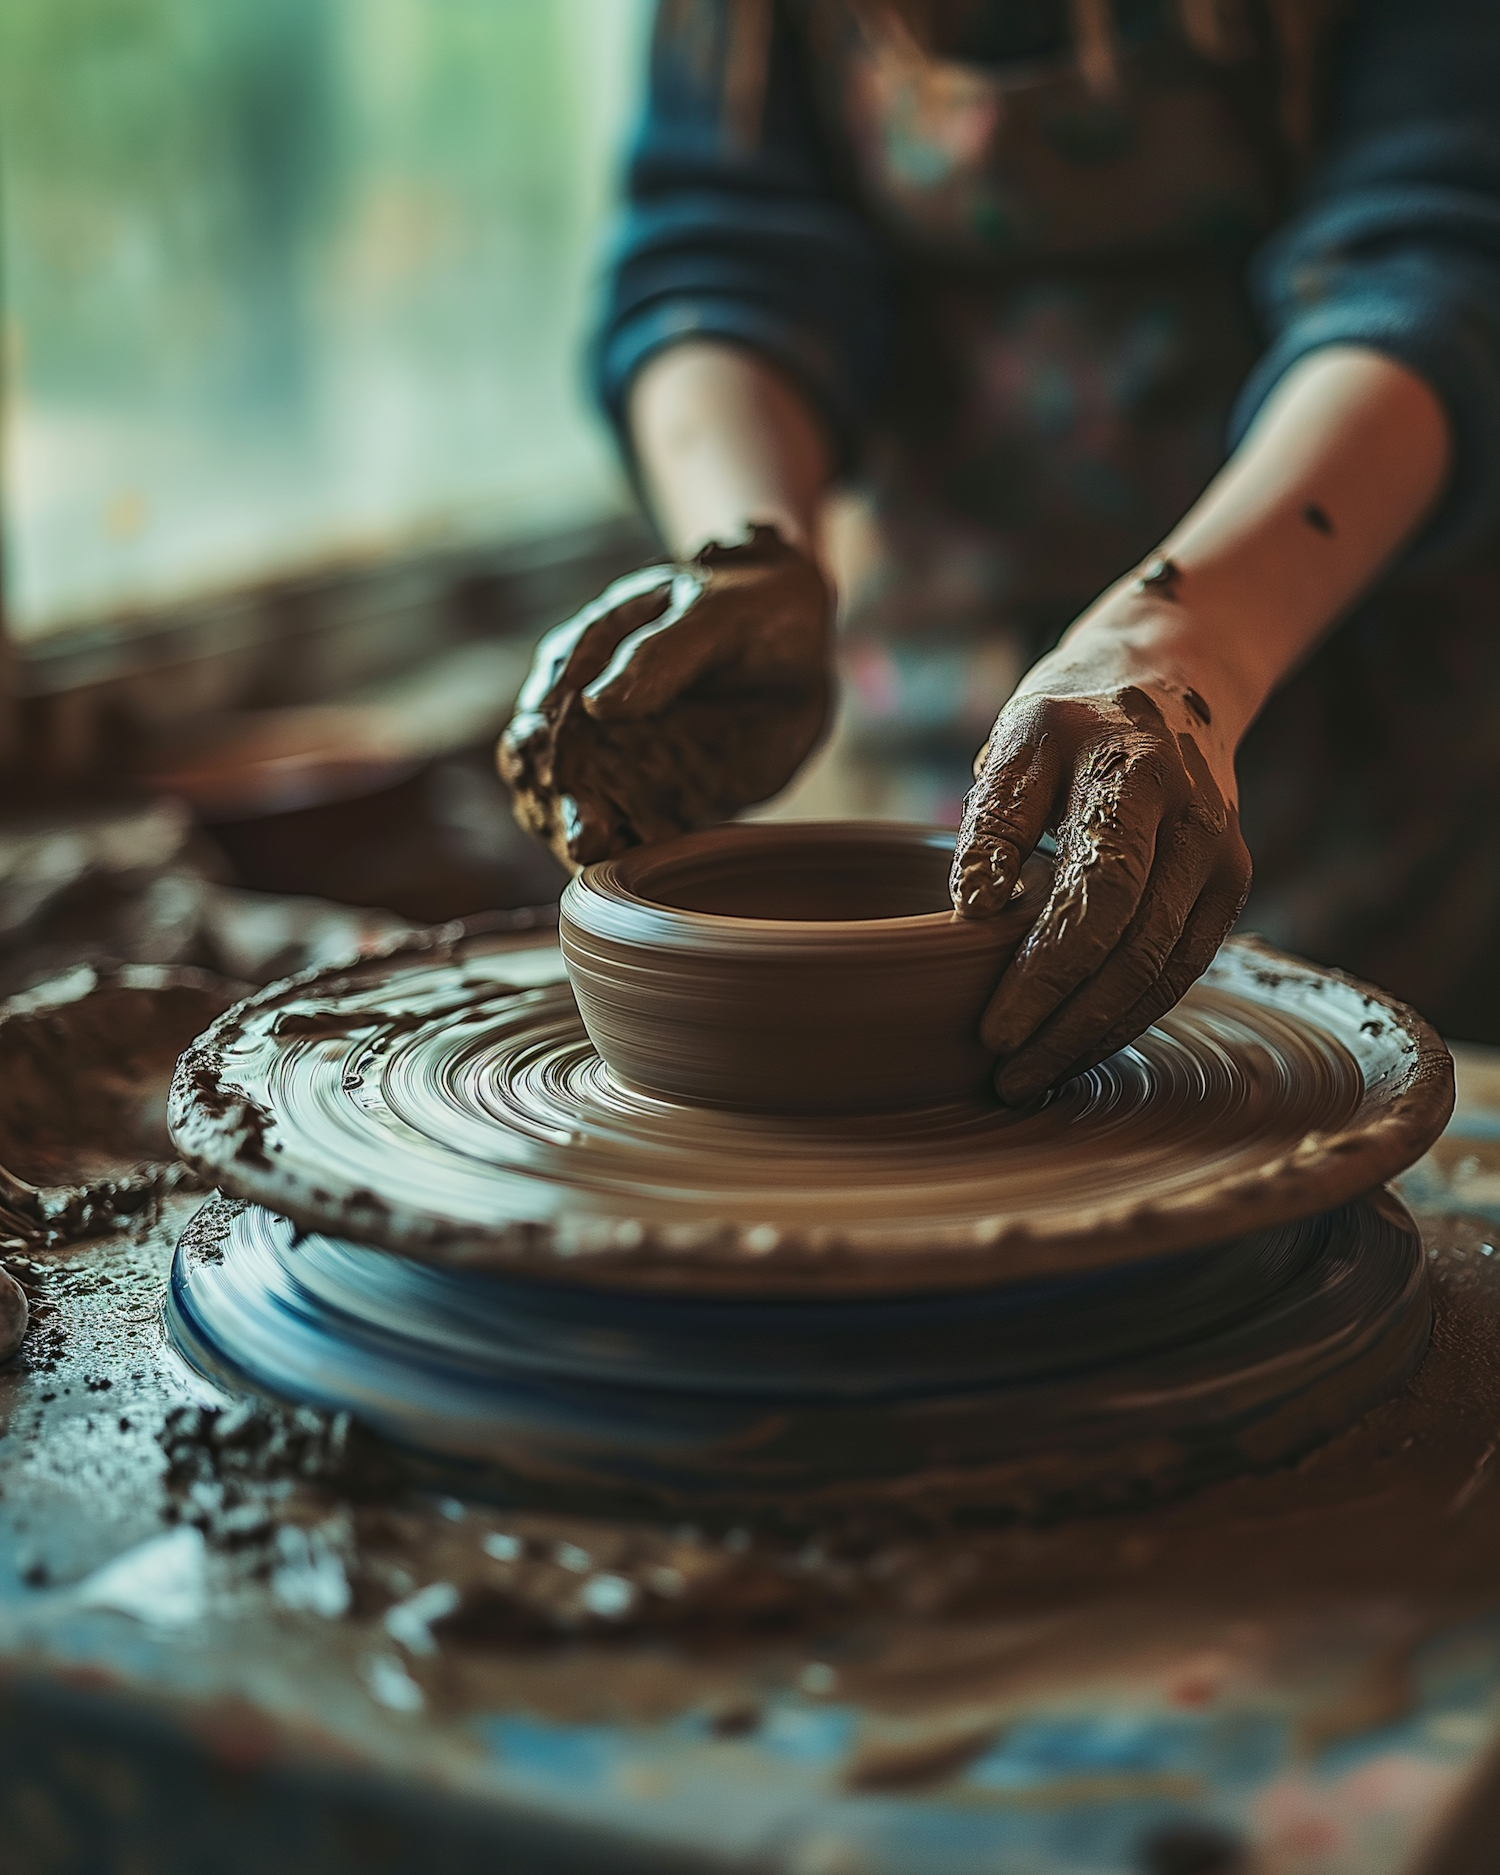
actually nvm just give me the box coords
[960,344,1451,1099]
[629,339,1449,764]
[628,340,834,560]
[1039,344,1452,808]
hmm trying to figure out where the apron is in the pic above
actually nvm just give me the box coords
[792,0,1500,1040]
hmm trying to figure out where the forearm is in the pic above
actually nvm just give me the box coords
[627,341,835,562]
[1042,346,1452,763]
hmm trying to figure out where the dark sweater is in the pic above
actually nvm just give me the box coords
[595,0,1500,558]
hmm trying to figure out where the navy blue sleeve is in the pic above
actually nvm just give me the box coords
[1232,0,1500,559]
[592,0,894,475]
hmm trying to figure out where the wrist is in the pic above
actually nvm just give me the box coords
[681,508,818,566]
[1051,575,1274,747]
[1012,589,1253,810]
[630,342,833,569]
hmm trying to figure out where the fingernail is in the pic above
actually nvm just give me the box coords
[984,1023,1027,1062]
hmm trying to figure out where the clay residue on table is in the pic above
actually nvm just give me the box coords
[169,1192,1431,1518]
[0,1264,25,1362]
[3,1158,1500,1875]
[159,1220,1500,1774]
[0,964,242,1248]
[0,949,1488,1875]
[139,1204,1500,1645]
[8,1205,1500,1721]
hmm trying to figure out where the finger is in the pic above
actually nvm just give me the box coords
[993,813,1212,1104]
[1052,843,1252,1080]
[555,789,623,870]
[559,751,682,869]
[951,702,1065,918]
[979,741,1173,1055]
[514,566,675,715]
[582,569,721,722]
[496,709,552,792]
[504,765,556,844]
[1003,742,1243,1091]
[555,715,705,864]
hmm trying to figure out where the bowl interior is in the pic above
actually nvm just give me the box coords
[625,829,955,923]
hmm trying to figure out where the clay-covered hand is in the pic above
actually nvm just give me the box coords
[498,525,833,871]
[952,683,1252,1104]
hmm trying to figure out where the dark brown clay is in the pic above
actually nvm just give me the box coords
[559,823,1046,1113]
[498,526,832,873]
[955,683,1251,1103]
[169,928,1454,1294]
[0,1264,25,1363]
[0,962,245,1249]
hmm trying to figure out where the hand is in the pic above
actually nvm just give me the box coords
[498,525,832,871]
[952,655,1251,1105]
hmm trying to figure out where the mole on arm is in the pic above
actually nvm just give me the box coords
[1302,503,1335,536]
[1134,556,1181,599]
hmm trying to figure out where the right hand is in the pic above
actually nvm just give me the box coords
[952,667,1251,1104]
[498,525,833,871]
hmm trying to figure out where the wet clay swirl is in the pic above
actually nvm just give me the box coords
[168,927,1453,1297]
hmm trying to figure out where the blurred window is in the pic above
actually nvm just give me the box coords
[0,0,647,641]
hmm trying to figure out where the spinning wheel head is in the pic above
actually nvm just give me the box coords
[167,925,1453,1297]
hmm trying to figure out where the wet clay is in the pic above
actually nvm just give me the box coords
[498,527,832,873]
[9,926,1500,1875]
[954,679,1252,1104]
[562,824,1052,1111]
[0,1264,25,1362]
[139,1215,1500,1643]
[168,928,1453,1295]
[10,1179,1500,1875]
[0,963,242,1247]
[9,973,1500,1875]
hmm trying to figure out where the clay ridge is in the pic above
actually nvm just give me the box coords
[166,925,1453,1296]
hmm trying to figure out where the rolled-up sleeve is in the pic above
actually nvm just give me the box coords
[593,0,893,472]
[1232,0,1500,558]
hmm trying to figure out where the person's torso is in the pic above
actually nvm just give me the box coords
[794,0,1288,775]
[775,3,1500,1041]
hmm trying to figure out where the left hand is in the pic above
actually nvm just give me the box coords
[952,630,1252,1104]
[498,525,832,871]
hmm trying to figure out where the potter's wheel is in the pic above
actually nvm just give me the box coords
[163,922,1452,1509]
[168,926,1452,1295]
[168,1191,1429,1508]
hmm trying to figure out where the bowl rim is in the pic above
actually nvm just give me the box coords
[565,820,996,943]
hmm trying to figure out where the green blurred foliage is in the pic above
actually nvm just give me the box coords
[0,0,648,630]
[0,0,608,399]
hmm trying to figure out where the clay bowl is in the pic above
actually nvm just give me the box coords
[558,822,1045,1114]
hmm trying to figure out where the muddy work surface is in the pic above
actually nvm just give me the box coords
[3,1057,1500,1872]
[0,953,1490,1873]
[0,961,240,1247]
